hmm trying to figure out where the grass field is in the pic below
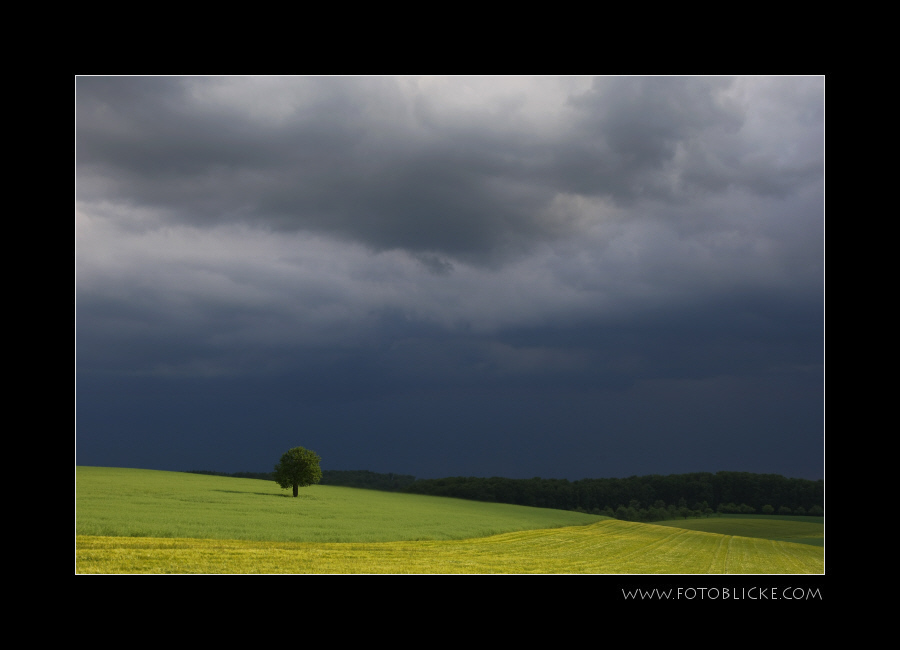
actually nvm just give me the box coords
[653,515,824,547]
[75,467,824,574]
[76,466,602,542]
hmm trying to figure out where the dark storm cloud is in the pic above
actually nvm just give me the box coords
[559,77,740,198]
[76,76,824,480]
[78,76,822,263]
[78,76,550,259]
[556,76,823,203]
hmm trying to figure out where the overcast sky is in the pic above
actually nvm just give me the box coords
[76,76,824,480]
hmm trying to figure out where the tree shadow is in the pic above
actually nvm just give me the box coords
[212,489,318,499]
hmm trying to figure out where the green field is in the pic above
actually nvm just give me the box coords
[653,515,824,547]
[75,467,824,574]
[76,467,602,542]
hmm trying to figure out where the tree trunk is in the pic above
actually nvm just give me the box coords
[293,483,299,497]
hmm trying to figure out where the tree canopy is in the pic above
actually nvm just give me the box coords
[401,471,823,519]
[274,446,322,497]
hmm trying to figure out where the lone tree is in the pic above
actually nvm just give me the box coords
[274,446,322,497]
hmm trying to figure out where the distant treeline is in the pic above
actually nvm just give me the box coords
[400,472,824,521]
[185,469,823,521]
[320,469,417,491]
[186,469,416,492]
[188,469,275,481]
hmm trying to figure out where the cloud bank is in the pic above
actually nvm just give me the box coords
[76,76,824,480]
